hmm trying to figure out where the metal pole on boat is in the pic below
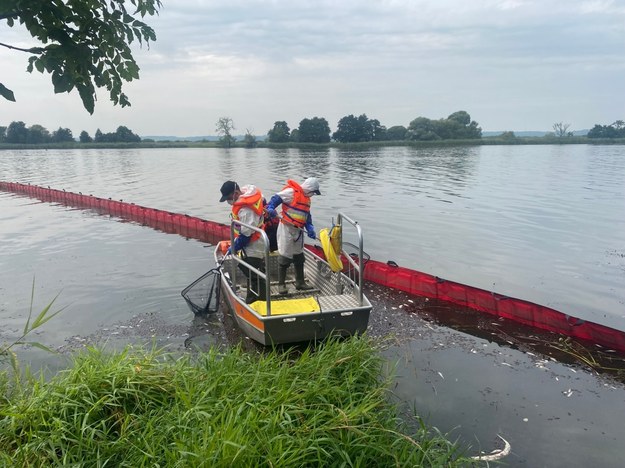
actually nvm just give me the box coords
[338,213,365,306]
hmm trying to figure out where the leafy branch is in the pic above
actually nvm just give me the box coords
[1,0,162,113]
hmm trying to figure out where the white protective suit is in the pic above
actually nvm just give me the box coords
[233,185,265,258]
[274,178,319,259]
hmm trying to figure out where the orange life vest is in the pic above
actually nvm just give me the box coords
[281,179,311,228]
[232,187,265,241]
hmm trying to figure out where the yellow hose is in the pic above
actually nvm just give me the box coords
[319,227,343,272]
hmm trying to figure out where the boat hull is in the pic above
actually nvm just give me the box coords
[221,280,371,345]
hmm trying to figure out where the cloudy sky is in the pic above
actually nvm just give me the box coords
[1,0,624,137]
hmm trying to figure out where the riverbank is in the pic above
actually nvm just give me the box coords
[0,336,476,466]
[1,136,624,151]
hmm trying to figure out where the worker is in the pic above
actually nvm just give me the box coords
[265,177,321,295]
[219,180,266,304]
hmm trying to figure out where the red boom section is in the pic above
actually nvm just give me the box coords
[0,181,229,244]
[363,260,625,353]
[3,181,625,353]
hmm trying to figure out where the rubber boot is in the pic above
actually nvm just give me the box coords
[278,256,290,295]
[293,253,313,290]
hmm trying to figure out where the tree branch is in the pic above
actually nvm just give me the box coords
[0,42,43,54]
[0,12,19,21]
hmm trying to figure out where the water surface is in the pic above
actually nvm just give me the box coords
[2,145,625,466]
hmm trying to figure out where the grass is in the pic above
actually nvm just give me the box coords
[0,337,474,467]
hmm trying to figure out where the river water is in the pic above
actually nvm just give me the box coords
[1,145,625,466]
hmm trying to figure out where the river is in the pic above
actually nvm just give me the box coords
[1,145,625,466]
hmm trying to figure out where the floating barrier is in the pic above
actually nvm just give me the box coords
[3,181,625,353]
[0,181,229,244]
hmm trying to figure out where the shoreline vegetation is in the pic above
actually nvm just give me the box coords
[0,337,476,466]
[1,136,625,151]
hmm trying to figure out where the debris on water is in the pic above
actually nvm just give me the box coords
[523,418,529,422]
[438,371,444,379]
[563,389,574,397]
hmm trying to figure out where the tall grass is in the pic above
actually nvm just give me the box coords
[0,337,473,467]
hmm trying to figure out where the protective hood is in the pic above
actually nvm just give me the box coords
[301,177,321,196]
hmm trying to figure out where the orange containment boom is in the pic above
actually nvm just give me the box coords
[3,181,625,353]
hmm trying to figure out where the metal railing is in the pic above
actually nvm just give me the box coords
[228,220,273,315]
[336,213,365,305]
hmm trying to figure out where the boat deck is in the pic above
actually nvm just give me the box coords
[223,250,367,312]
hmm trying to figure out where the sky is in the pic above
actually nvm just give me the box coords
[1,0,624,137]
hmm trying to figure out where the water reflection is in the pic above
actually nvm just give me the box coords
[296,149,331,180]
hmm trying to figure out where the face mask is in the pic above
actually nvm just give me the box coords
[304,191,314,197]
[226,199,234,205]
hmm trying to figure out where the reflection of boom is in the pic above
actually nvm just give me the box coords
[3,180,625,354]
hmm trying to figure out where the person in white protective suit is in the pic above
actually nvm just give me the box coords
[219,180,267,303]
[265,177,321,295]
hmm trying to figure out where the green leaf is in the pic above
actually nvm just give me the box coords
[30,302,65,331]
[52,71,74,94]
[78,84,95,114]
[0,84,16,102]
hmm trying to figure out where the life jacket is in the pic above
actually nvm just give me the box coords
[232,187,265,241]
[281,179,311,228]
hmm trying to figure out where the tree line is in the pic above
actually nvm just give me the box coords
[265,110,482,144]
[587,120,625,139]
[0,121,141,144]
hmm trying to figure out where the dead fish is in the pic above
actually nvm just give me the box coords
[471,435,511,462]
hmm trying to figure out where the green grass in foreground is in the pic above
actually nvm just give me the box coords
[0,337,474,467]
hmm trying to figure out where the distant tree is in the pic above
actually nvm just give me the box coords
[1,0,162,113]
[407,111,481,140]
[500,131,516,140]
[587,122,625,139]
[297,117,331,143]
[406,117,440,141]
[216,117,236,148]
[0,126,6,142]
[267,121,290,143]
[290,128,300,142]
[243,129,257,148]
[94,128,103,142]
[552,122,571,138]
[5,121,28,143]
[386,125,408,141]
[370,119,386,141]
[79,130,93,143]
[332,114,386,143]
[447,110,471,126]
[114,125,140,142]
[52,127,74,142]
[27,124,51,143]
[333,114,366,142]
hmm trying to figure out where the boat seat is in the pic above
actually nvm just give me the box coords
[248,297,320,316]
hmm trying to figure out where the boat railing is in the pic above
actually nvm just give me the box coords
[228,219,274,316]
[336,213,365,306]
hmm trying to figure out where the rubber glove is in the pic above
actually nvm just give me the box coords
[305,223,316,239]
[233,234,250,252]
[266,195,283,218]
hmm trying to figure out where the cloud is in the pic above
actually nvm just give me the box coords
[1,0,624,135]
